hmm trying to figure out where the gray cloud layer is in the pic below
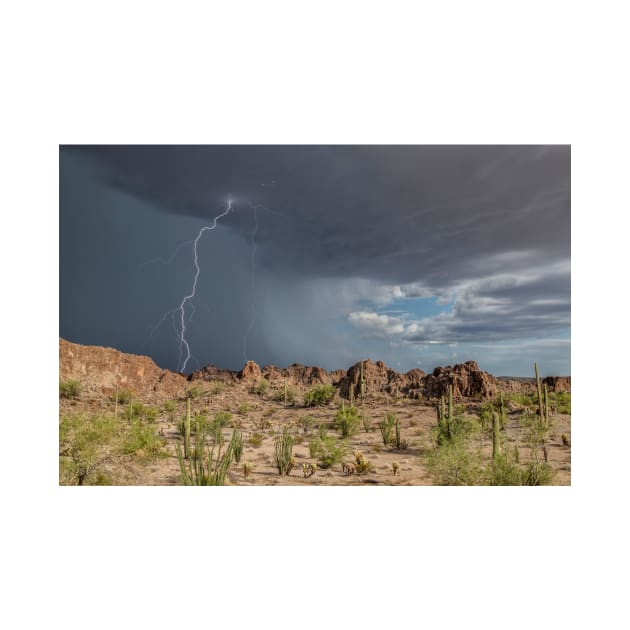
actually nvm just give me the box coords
[60,145,570,375]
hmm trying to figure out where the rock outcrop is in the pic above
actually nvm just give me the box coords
[542,376,571,392]
[422,360,497,400]
[59,338,187,400]
[338,359,427,399]
[188,365,237,384]
[238,360,262,382]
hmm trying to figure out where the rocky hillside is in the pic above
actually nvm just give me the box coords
[59,338,570,401]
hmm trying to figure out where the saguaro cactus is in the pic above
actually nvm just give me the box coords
[492,411,501,461]
[534,362,545,429]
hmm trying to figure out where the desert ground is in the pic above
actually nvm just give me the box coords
[59,356,571,486]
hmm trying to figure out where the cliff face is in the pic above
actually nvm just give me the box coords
[59,338,570,401]
[59,338,187,400]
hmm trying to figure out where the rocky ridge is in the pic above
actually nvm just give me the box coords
[59,338,570,401]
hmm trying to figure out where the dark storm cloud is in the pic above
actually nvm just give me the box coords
[61,145,570,374]
[66,145,570,284]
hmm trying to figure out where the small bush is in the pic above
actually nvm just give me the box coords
[209,382,225,395]
[249,432,264,448]
[362,411,373,433]
[253,378,270,396]
[163,400,177,413]
[113,389,133,405]
[299,415,315,433]
[237,403,251,416]
[213,411,232,429]
[354,451,374,474]
[272,385,298,405]
[304,384,336,407]
[186,384,204,400]
[520,461,554,486]
[59,380,81,398]
[334,405,360,438]
[310,436,347,468]
[426,442,484,486]
[121,421,165,458]
[378,412,396,445]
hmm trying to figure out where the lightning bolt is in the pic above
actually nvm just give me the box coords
[177,199,234,373]
[242,205,259,363]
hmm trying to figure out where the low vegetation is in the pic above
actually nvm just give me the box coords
[304,384,336,407]
[59,380,81,398]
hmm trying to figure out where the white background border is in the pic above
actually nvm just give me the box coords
[2,1,628,628]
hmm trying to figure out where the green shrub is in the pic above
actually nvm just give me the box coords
[209,381,226,395]
[426,442,484,486]
[272,384,298,405]
[237,403,251,416]
[121,421,165,458]
[304,384,336,407]
[378,412,397,445]
[59,380,81,398]
[298,415,315,433]
[253,378,270,396]
[334,404,360,438]
[113,389,133,405]
[163,400,177,413]
[551,391,571,414]
[520,461,554,486]
[59,414,120,485]
[309,436,347,468]
[186,384,204,400]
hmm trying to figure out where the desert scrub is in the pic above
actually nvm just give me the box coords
[362,411,373,432]
[354,451,374,474]
[120,421,165,458]
[237,403,251,416]
[175,427,235,486]
[309,435,347,468]
[113,389,133,405]
[59,380,81,398]
[426,442,484,486]
[304,384,336,407]
[185,384,204,400]
[298,415,315,433]
[274,427,295,475]
[334,404,360,438]
[393,416,409,450]
[550,391,571,415]
[272,384,298,405]
[249,432,264,448]
[209,381,226,395]
[59,414,120,485]
[253,378,270,396]
[378,412,397,445]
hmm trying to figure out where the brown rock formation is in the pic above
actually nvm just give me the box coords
[59,338,187,400]
[238,360,262,382]
[542,376,571,392]
[188,365,237,384]
[422,360,497,400]
[339,360,426,399]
